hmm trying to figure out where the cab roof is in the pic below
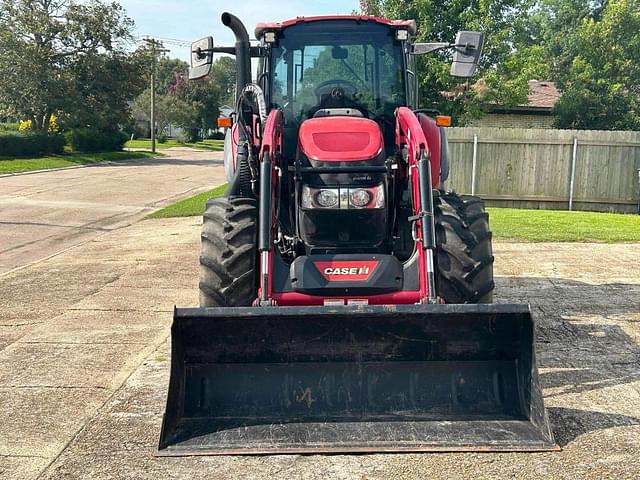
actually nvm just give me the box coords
[255,15,417,40]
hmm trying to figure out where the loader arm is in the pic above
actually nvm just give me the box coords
[396,107,438,303]
[257,109,284,304]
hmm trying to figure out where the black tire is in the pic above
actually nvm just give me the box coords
[199,196,258,307]
[434,192,495,303]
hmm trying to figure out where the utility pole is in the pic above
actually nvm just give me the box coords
[150,60,156,153]
[143,38,169,153]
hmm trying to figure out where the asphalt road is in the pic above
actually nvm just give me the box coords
[0,147,225,275]
[0,211,638,479]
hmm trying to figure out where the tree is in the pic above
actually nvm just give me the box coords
[210,56,236,107]
[155,58,190,95]
[133,56,235,141]
[0,0,143,131]
[172,76,222,140]
[65,49,147,131]
[530,0,607,85]
[133,91,197,138]
[361,0,543,123]
[552,0,640,129]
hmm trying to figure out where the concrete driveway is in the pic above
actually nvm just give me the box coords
[0,147,225,275]
[0,210,638,479]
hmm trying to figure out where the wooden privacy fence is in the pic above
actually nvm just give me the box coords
[445,127,640,213]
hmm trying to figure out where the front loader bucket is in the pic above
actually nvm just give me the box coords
[158,304,557,455]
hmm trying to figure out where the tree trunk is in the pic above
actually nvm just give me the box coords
[42,112,52,133]
[31,112,51,132]
[32,115,43,131]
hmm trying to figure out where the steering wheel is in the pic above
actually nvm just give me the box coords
[314,79,359,99]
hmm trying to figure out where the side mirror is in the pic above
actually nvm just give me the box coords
[451,31,484,78]
[189,37,214,80]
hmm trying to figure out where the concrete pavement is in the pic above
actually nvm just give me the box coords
[0,217,200,479]
[0,147,225,275]
[0,211,638,478]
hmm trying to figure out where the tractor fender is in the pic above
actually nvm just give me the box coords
[439,127,450,182]
[416,113,442,184]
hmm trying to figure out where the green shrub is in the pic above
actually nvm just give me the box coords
[157,135,168,144]
[176,131,189,144]
[65,129,128,152]
[47,134,66,154]
[0,123,20,132]
[0,131,65,157]
[183,128,200,143]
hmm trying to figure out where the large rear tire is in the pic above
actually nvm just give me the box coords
[434,192,494,303]
[199,196,258,307]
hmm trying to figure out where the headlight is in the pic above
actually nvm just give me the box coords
[316,189,339,208]
[349,189,372,208]
[302,185,340,209]
[301,184,385,209]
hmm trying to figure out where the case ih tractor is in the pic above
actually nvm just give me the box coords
[158,12,557,455]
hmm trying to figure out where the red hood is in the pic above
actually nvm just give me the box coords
[298,117,384,162]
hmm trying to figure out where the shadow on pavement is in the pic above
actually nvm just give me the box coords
[497,277,640,447]
[548,407,640,447]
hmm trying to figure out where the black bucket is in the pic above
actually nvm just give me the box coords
[157,304,557,455]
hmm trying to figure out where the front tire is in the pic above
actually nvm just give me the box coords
[434,192,495,303]
[199,196,258,307]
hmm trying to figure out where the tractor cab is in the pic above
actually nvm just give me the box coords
[252,18,418,254]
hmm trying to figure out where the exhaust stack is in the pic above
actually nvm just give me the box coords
[221,12,251,104]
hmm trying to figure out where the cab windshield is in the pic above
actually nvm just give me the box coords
[270,21,406,125]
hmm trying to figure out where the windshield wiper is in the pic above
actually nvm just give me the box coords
[340,58,365,86]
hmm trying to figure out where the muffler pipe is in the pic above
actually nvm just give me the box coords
[222,12,254,198]
[221,12,251,104]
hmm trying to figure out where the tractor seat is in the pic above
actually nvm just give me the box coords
[313,108,364,118]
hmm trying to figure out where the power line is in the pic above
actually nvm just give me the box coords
[137,35,191,47]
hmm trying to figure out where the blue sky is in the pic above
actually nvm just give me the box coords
[119,0,359,60]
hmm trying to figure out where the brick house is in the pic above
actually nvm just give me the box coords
[471,80,561,129]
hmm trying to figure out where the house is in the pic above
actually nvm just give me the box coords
[219,105,233,117]
[471,80,561,129]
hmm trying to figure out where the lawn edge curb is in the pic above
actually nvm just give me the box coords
[0,155,163,178]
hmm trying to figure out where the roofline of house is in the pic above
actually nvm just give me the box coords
[485,105,553,115]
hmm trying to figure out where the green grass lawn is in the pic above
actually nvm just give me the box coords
[0,151,159,174]
[148,183,228,219]
[125,138,224,152]
[488,207,640,242]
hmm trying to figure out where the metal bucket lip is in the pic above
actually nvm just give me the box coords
[174,303,533,319]
[156,417,560,456]
[156,442,561,457]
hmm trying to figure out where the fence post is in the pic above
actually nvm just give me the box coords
[568,137,578,211]
[637,168,640,215]
[471,134,478,196]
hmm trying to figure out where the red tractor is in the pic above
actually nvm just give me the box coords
[158,12,557,455]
